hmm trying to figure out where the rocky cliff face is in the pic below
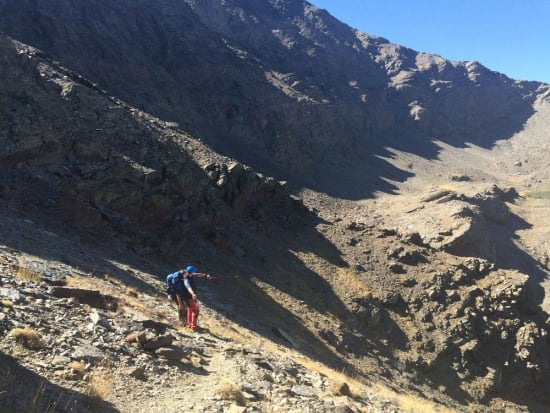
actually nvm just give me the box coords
[0,34,304,258]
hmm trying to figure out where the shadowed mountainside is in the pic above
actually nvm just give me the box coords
[0,33,353,365]
[0,0,547,198]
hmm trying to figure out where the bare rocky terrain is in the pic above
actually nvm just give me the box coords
[1,1,550,412]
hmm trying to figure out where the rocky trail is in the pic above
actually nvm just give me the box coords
[0,206,414,413]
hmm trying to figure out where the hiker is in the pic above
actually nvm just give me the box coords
[166,269,188,326]
[166,265,211,330]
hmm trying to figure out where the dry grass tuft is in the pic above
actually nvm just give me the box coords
[64,275,80,288]
[208,323,245,342]
[0,370,70,413]
[68,273,155,316]
[465,402,492,413]
[84,366,112,410]
[216,379,247,406]
[10,327,44,350]
[1,299,13,308]
[334,267,372,297]
[69,361,86,376]
[15,265,41,282]
[154,307,172,322]
[124,286,139,298]
[369,384,454,413]
[28,380,50,413]
[297,358,365,399]
[329,380,352,397]
[298,357,452,412]
[117,295,147,314]
[396,393,455,413]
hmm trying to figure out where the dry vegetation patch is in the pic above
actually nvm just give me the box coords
[10,327,43,350]
[328,380,352,397]
[297,357,366,399]
[15,265,41,282]
[334,267,373,297]
[297,356,456,411]
[371,383,455,413]
[0,299,13,308]
[69,361,86,378]
[216,379,247,406]
[84,364,113,410]
[396,394,455,413]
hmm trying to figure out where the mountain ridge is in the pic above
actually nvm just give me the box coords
[1,0,547,198]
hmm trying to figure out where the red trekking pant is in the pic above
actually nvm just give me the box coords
[184,298,199,330]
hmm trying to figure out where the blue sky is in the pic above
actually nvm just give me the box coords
[310,0,550,84]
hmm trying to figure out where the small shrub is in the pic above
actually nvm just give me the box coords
[329,380,352,397]
[10,327,43,350]
[69,361,85,374]
[15,266,41,282]
[84,367,112,410]
[68,361,86,379]
[28,380,75,413]
[1,300,13,308]
[216,380,246,406]
[124,286,139,298]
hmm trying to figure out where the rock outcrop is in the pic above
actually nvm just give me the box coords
[0,34,305,257]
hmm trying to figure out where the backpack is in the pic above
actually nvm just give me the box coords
[165,271,184,296]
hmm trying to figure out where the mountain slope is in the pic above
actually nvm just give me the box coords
[0,0,547,198]
[1,1,550,412]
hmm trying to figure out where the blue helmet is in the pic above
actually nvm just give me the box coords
[186,265,198,274]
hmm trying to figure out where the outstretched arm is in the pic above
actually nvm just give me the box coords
[183,277,197,298]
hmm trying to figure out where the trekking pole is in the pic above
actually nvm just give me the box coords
[196,274,239,280]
